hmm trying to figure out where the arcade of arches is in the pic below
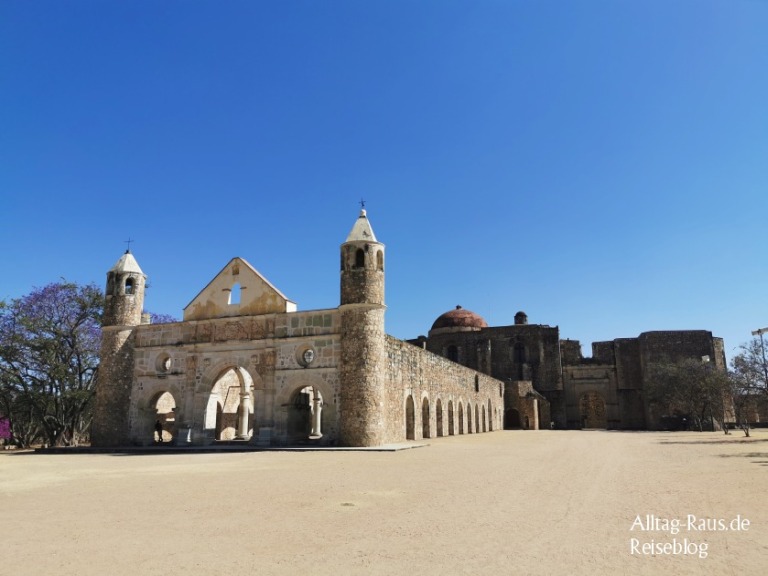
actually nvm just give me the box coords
[405,394,499,440]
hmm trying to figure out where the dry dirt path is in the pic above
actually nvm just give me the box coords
[2,430,766,575]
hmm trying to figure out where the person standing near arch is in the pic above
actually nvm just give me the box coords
[154,419,163,443]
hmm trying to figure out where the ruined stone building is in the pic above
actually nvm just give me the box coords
[91,210,505,447]
[91,209,726,448]
[410,310,726,430]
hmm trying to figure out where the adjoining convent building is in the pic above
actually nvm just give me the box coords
[91,210,726,448]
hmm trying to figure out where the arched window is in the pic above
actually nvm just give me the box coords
[354,248,365,269]
[514,343,526,380]
[124,277,134,295]
[229,283,241,305]
[475,374,480,393]
[446,345,459,363]
[376,250,383,271]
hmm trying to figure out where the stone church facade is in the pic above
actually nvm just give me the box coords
[91,211,505,447]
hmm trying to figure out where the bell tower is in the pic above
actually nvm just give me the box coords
[339,209,387,446]
[103,250,146,326]
[92,250,147,446]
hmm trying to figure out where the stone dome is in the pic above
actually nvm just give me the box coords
[430,306,488,332]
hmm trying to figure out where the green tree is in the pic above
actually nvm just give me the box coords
[0,282,102,447]
[730,337,768,435]
[645,359,732,432]
[731,337,768,396]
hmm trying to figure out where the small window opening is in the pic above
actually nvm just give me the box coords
[125,277,135,295]
[475,374,480,393]
[446,345,459,363]
[354,249,365,269]
[376,250,384,271]
[229,283,241,305]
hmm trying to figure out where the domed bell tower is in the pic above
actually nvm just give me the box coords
[339,209,387,446]
[92,250,147,446]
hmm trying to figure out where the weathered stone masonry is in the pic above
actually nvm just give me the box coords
[92,210,502,447]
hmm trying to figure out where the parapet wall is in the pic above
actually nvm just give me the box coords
[133,309,340,350]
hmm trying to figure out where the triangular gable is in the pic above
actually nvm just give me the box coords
[183,257,297,321]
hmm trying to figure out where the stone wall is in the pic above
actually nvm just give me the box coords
[614,339,642,390]
[384,336,505,443]
[503,381,543,430]
[562,364,619,429]
[125,309,343,446]
[560,339,583,365]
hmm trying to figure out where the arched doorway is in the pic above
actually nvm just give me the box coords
[482,405,487,432]
[475,404,480,433]
[505,408,521,429]
[287,386,324,442]
[436,398,444,437]
[458,402,464,434]
[422,397,431,439]
[580,391,607,429]
[488,399,493,431]
[467,403,473,434]
[448,400,455,435]
[204,367,253,441]
[405,395,415,440]
[151,391,176,443]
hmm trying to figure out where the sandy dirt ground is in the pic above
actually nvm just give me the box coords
[2,429,767,576]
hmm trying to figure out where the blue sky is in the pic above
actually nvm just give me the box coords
[1,1,766,361]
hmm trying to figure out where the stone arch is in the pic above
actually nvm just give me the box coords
[475,404,480,433]
[201,363,256,441]
[285,386,324,442]
[580,391,607,429]
[467,402,473,434]
[274,375,337,445]
[405,395,415,440]
[448,400,455,436]
[505,408,521,429]
[422,397,431,439]
[482,405,487,433]
[458,402,464,434]
[132,384,183,445]
[488,399,493,431]
[436,398,444,437]
[150,390,176,443]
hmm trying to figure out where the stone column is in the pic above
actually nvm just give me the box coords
[237,389,251,439]
[311,389,323,437]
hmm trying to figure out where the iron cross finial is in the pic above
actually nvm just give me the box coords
[359,198,366,210]
[124,237,134,253]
